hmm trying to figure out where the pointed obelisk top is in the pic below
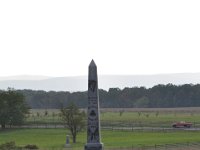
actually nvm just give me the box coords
[89,59,96,67]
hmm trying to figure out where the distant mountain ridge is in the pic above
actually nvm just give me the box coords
[0,75,51,81]
[1,73,200,91]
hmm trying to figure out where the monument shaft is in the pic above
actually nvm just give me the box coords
[85,60,103,150]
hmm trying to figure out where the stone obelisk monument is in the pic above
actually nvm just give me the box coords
[85,60,103,150]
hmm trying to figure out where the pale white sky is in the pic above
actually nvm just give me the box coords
[0,0,200,77]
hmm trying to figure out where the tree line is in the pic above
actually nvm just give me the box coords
[10,84,200,108]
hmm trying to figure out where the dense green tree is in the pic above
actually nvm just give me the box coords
[60,103,86,143]
[0,88,29,129]
[134,96,149,108]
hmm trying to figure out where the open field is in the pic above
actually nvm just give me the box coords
[1,129,200,149]
[2,108,200,149]
[27,108,200,127]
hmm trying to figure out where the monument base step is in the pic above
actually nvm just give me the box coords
[85,143,104,150]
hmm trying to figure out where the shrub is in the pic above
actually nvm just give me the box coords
[0,141,16,150]
[119,110,124,116]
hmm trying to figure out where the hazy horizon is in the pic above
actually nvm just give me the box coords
[1,72,200,80]
[1,73,200,91]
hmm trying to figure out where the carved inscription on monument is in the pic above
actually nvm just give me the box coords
[89,80,96,93]
[88,96,99,143]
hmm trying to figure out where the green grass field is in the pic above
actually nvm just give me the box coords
[27,108,200,127]
[1,129,200,149]
[2,108,200,149]
[101,112,200,128]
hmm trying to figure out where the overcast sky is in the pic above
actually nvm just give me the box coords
[0,0,200,77]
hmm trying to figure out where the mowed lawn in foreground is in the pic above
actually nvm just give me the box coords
[1,129,200,149]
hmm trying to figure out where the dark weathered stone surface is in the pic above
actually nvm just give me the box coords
[85,60,103,150]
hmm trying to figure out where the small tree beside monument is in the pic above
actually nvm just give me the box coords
[60,103,86,143]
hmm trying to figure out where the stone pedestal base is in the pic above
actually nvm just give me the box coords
[85,143,103,150]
